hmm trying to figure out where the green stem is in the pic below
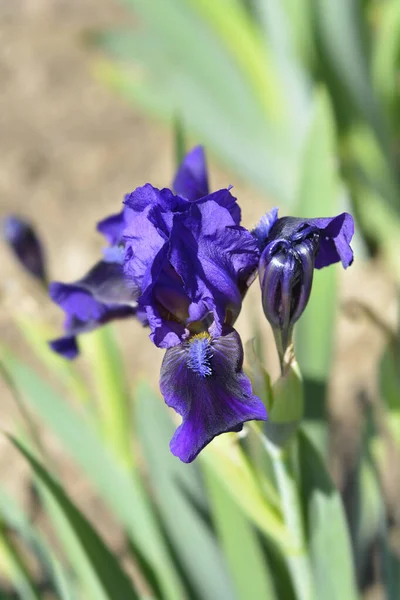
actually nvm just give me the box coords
[265,439,314,600]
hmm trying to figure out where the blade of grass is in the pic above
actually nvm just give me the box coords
[0,349,186,600]
[9,435,140,600]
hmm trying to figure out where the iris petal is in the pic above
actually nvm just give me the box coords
[97,210,126,245]
[2,215,47,284]
[160,327,267,463]
[173,145,209,202]
[49,261,138,358]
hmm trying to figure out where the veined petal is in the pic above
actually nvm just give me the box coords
[268,212,354,269]
[124,183,187,214]
[310,212,354,269]
[252,207,279,247]
[160,327,267,463]
[173,145,209,201]
[97,210,126,245]
[169,204,259,330]
[49,260,139,358]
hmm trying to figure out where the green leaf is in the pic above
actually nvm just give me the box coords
[93,0,310,204]
[0,524,41,600]
[314,0,383,140]
[203,463,278,600]
[80,326,133,468]
[294,88,338,378]
[173,116,186,167]
[294,88,339,453]
[135,383,237,600]
[0,350,185,600]
[14,315,90,405]
[298,429,358,600]
[8,435,139,600]
[0,487,76,600]
[202,434,291,552]
[372,0,400,129]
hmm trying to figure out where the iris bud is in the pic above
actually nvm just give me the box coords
[258,220,320,363]
[2,215,47,285]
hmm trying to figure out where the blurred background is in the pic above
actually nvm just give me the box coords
[0,1,399,599]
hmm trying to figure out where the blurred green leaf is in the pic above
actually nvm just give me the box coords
[294,88,338,379]
[0,487,76,600]
[294,88,339,453]
[0,349,185,600]
[0,524,40,600]
[93,0,311,203]
[81,326,133,468]
[372,0,400,130]
[298,430,358,600]
[203,463,278,600]
[9,435,140,600]
[135,382,237,600]
[313,0,383,140]
[202,436,292,552]
[380,346,400,414]
[173,116,186,167]
[14,315,90,405]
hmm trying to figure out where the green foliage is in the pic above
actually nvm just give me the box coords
[3,1,400,598]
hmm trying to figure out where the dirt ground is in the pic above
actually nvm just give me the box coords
[0,0,398,596]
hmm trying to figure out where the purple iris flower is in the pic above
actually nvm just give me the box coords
[49,145,267,460]
[2,215,47,285]
[121,149,267,461]
[253,208,354,361]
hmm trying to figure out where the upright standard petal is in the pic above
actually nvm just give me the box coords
[169,202,259,333]
[173,145,209,201]
[2,215,47,284]
[160,327,267,463]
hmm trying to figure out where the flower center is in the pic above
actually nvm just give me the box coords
[187,333,213,377]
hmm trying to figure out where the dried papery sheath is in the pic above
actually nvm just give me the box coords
[2,215,47,285]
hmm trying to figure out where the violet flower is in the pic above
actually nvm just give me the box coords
[253,208,354,362]
[50,146,267,460]
[2,215,47,285]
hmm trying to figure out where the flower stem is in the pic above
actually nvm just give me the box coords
[265,438,314,600]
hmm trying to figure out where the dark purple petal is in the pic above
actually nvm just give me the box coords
[160,327,267,463]
[310,213,354,269]
[50,282,107,322]
[146,303,186,348]
[49,303,137,358]
[97,210,126,245]
[124,184,187,215]
[49,336,79,359]
[173,146,209,202]
[123,204,168,294]
[252,207,278,247]
[2,215,47,284]
[49,259,139,358]
[198,188,241,225]
[76,260,139,305]
[268,212,354,269]
[169,203,259,332]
